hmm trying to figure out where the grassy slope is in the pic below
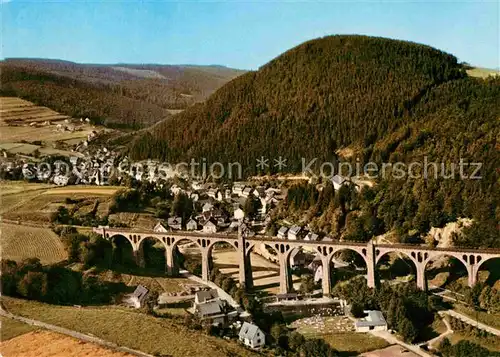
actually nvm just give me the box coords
[2,297,260,357]
[0,316,38,341]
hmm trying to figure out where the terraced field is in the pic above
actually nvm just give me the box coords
[0,97,69,124]
[0,97,108,157]
[0,182,121,223]
[0,223,67,264]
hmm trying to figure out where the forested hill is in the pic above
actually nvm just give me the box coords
[0,59,245,129]
[127,35,466,166]
[127,35,500,247]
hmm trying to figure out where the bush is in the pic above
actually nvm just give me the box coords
[350,302,366,318]
[17,271,48,300]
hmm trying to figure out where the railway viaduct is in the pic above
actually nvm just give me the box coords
[92,226,500,296]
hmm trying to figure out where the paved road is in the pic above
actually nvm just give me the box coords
[369,330,433,357]
[0,309,154,357]
[441,309,500,336]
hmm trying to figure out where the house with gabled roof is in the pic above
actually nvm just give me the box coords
[122,285,149,308]
[331,174,349,191]
[289,249,306,268]
[186,218,198,231]
[277,226,289,239]
[239,322,265,349]
[194,289,219,305]
[234,208,245,220]
[304,231,319,241]
[202,202,214,212]
[203,218,218,234]
[207,188,223,201]
[242,187,254,198]
[153,221,168,233]
[232,182,246,196]
[288,225,302,240]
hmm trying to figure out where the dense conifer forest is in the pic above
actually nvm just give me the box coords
[127,35,499,247]
[0,59,243,128]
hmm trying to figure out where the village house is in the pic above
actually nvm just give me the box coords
[195,299,230,325]
[241,187,254,198]
[122,285,149,309]
[331,174,349,191]
[194,289,219,305]
[202,202,214,212]
[203,218,218,234]
[229,220,241,231]
[153,222,168,233]
[234,208,245,220]
[308,254,323,282]
[207,188,223,201]
[289,249,307,268]
[354,310,388,332]
[186,218,198,231]
[167,217,182,230]
[253,186,266,199]
[232,182,246,196]
[211,208,227,220]
[288,225,302,240]
[239,322,265,349]
[277,226,289,239]
[304,232,319,241]
[53,174,69,186]
[191,181,203,191]
[170,184,183,196]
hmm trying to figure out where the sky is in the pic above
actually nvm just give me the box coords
[2,1,499,70]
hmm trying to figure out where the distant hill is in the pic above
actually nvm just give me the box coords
[0,59,245,129]
[466,66,500,79]
[127,35,499,246]
[128,35,468,166]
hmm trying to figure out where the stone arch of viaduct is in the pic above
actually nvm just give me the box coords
[96,227,500,297]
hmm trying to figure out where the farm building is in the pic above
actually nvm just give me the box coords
[354,310,388,332]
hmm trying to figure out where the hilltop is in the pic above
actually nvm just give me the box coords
[0,59,245,129]
[127,35,468,167]
[127,35,499,245]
